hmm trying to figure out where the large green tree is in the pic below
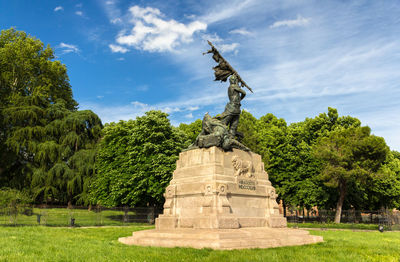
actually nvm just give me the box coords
[313,126,389,222]
[0,28,102,204]
[91,110,189,207]
[237,108,362,212]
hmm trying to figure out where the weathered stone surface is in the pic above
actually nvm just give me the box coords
[156,147,286,229]
[119,228,323,250]
[119,147,323,249]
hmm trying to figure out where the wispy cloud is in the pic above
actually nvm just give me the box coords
[218,43,239,54]
[57,42,80,54]
[101,0,122,25]
[109,44,129,53]
[54,6,63,12]
[230,28,252,36]
[114,6,207,52]
[110,18,122,24]
[200,0,256,24]
[185,112,193,118]
[270,15,311,28]
[75,11,84,17]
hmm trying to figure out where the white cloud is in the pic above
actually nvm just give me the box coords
[117,57,125,61]
[201,33,222,43]
[75,11,83,16]
[186,106,199,111]
[97,96,104,99]
[130,101,153,111]
[101,0,122,26]
[270,15,311,28]
[230,28,252,36]
[109,44,129,53]
[58,43,80,54]
[115,5,207,52]
[110,18,122,24]
[200,0,255,24]
[54,6,63,12]
[163,107,181,114]
[218,43,239,53]
[185,113,193,118]
[184,14,196,20]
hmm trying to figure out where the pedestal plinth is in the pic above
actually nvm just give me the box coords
[119,147,323,249]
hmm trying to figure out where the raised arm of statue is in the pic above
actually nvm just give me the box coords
[233,85,246,100]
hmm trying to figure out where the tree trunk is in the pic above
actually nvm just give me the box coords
[334,181,347,223]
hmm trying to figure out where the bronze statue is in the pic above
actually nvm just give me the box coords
[215,74,246,137]
[187,113,250,152]
[188,41,252,152]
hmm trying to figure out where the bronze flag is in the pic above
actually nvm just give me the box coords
[203,40,253,93]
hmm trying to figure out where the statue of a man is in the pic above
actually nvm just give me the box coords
[216,75,246,137]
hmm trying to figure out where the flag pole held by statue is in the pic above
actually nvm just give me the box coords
[203,40,254,93]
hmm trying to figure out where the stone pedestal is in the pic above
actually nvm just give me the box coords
[157,147,286,229]
[119,147,323,249]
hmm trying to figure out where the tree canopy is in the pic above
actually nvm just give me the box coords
[91,111,190,207]
[0,28,102,205]
[313,126,389,222]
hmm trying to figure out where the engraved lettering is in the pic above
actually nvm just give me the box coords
[238,179,256,190]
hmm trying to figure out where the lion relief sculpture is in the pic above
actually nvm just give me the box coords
[232,155,254,178]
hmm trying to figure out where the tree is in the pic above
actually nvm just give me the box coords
[237,110,259,152]
[313,126,389,223]
[91,111,190,207]
[178,119,202,144]
[362,151,400,210]
[0,28,102,204]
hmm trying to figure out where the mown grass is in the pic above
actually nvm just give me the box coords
[288,222,400,231]
[0,208,153,227]
[0,225,399,262]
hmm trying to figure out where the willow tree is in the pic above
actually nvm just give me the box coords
[0,28,102,204]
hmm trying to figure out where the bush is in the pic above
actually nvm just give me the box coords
[0,188,32,208]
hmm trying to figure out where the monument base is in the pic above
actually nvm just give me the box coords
[118,227,323,250]
[119,147,323,249]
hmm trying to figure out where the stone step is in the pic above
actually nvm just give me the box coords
[119,228,323,250]
[119,234,323,250]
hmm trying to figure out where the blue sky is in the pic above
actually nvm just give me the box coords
[1,0,400,151]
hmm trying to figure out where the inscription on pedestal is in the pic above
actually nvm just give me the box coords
[238,179,256,190]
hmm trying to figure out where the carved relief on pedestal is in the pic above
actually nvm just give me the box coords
[201,183,231,215]
[266,187,280,215]
[202,184,214,213]
[232,155,254,178]
[163,185,176,215]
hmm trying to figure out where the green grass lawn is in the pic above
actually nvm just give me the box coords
[0,226,399,262]
[0,208,154,227]
[288,222,400,231]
